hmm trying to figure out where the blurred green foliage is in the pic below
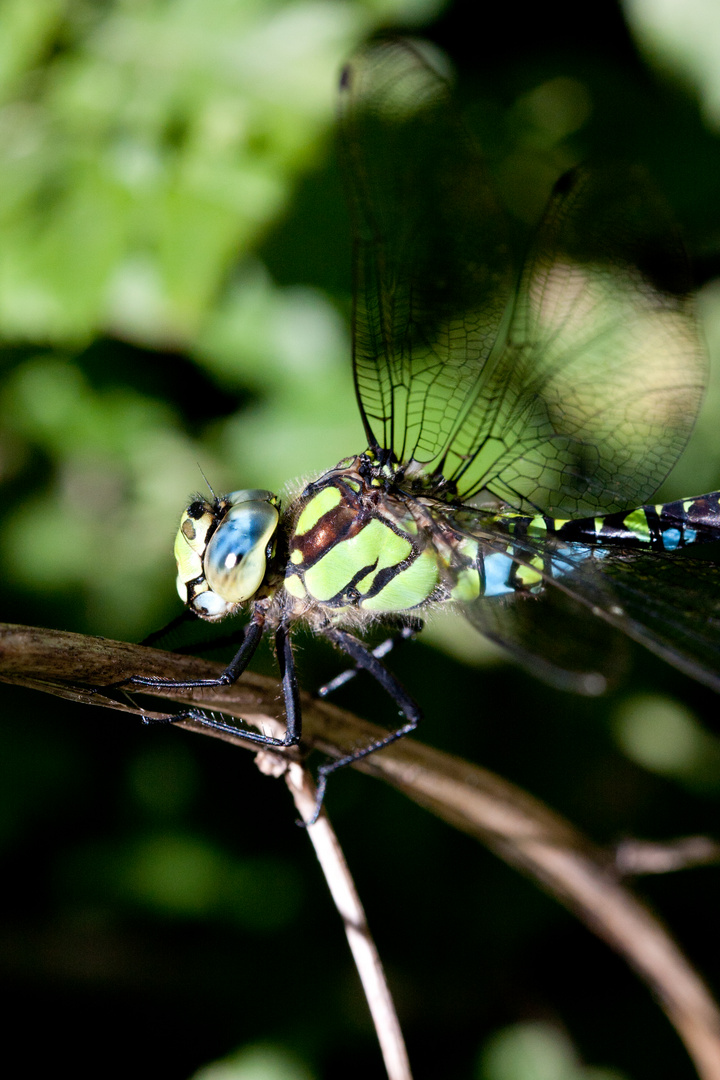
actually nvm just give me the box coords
[477,1021,627,1080]
[1,2,720,1079]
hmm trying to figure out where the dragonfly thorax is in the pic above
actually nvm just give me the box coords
[174,489,280,621]
[282,451,479,617]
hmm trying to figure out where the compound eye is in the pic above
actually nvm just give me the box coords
[204,497,279,604]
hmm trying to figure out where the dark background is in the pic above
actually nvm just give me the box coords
[1,1,719,1077]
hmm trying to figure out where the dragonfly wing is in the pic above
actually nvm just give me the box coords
[339,41,705,516]
[462,585,630,695]
[338,39,512,465]
[442,507,720,692]
[591,547,720,691]
[464,545,720,694]
[444,166,706,514]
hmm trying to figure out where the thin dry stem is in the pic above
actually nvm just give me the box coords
[613,836,720,876]
[287,763,413,1080]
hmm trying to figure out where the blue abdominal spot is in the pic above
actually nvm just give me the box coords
[483,544,598,598]
[663,527,682,551]
[484,553,515,597]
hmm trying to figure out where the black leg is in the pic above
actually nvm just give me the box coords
[318,621,422,698]
[139,609,249,656]
[141,608,248,658]
[106,605,299,751]
[309,627,422,822]
[139,612,302,752]
[140,610,194,647]
[174,626,247,657]
[128,609,420,818]
[120,608,266,692]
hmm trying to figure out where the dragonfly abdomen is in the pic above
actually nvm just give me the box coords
[558,493,720,551]
[498,492,720,552]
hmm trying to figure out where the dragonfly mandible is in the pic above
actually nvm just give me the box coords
[124,39,718,815]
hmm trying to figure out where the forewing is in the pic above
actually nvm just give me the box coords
[338,39,512,464]
[442,166,706,514]
[340,45,705,517]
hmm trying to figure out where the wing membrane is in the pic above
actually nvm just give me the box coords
[451,508,720,692]
[340,42,706,516]
[445,167,706,513]
[339,39,511,463]
[463,580,630,695]
[593,547,720,687]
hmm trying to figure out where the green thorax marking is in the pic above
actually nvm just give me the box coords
[294,484,343,535]
[285,459,720,617]
[284,456,441,612]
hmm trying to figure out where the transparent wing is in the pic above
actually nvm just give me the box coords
[590,546,720,688]
[340,41,706,516]
[444,509,720,694]
[444,167,706,513]
[464,582,631,696]
[338,38,512,464]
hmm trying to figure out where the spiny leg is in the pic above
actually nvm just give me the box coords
[112,609,303,753]
[143,620,302,752]
[318,620,422,698]
[311,626,422,821]
[121,607,266,693]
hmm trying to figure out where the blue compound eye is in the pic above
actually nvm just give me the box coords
[174,490,279,619]
[204,495,279,605]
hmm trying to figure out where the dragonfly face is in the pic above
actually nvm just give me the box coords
[134,38,719,816]
[175,490,280,620]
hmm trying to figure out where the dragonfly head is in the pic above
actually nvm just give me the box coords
[174,489,280,620]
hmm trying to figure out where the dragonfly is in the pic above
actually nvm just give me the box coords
[125,39,719,815]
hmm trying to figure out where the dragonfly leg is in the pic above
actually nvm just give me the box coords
[117,608,265,693]
[309,626,422,823]
[140,609,194,647]
[155,617,304,751]
[318,620,422,698]
[141,610,248,658]
[107,609,302,753]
